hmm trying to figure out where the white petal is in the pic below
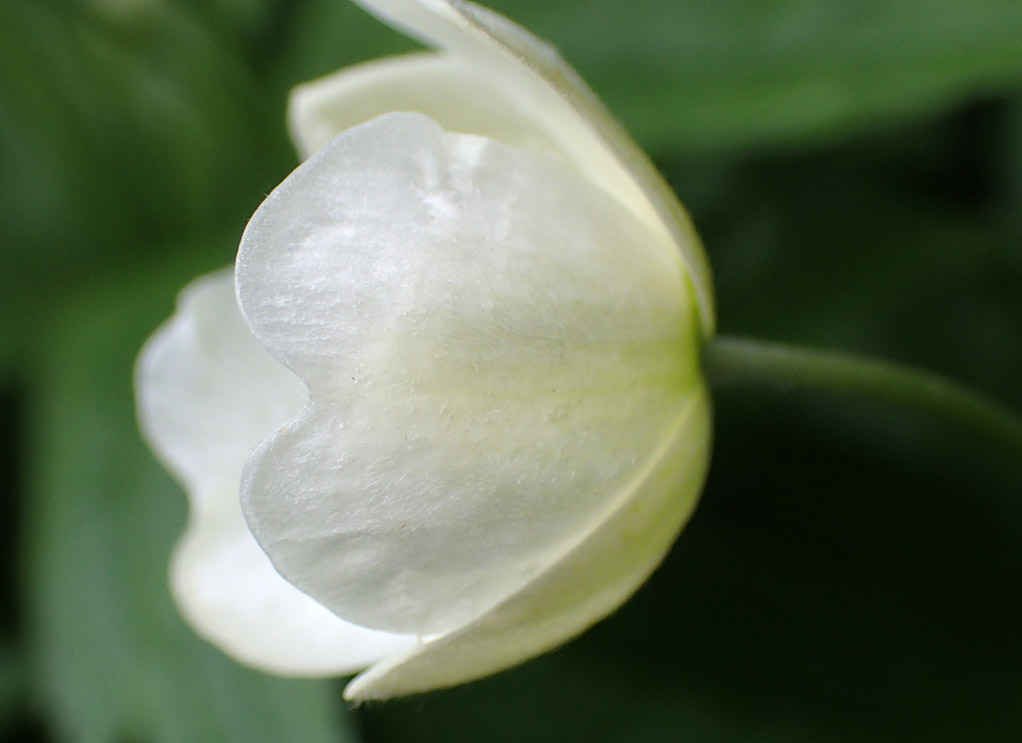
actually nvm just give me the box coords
[136,270,417,675]
[289,53,566,163]
[345,388,711,699]
[169,488,417,676]
[136,269,306,503]
[236,113,703,638]
[338,0,715,333]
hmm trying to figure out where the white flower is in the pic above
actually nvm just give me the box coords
[136,0,714,700]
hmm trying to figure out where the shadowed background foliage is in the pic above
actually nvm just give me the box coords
[1,0,1020,741]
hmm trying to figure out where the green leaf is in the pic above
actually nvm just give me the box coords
[0,641,23,730]
[0,0,292,371]
[1001,96,1022,223]
[479,0,1022,154]
[23,238,356,743]
[264,0,416,92]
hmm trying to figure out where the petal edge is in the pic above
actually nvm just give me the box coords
[345,387,711,699]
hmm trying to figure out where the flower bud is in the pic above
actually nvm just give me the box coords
[136,0,713,699]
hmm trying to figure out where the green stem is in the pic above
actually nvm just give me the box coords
[702,335,1022,457]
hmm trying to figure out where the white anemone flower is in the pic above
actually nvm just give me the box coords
[136,0,715,700]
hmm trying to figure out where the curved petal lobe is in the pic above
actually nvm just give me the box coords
[136,269,307,503]
[346,389,710,699]
[136,271,417,675]
[237,112,702,638]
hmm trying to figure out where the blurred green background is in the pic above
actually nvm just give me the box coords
[1,0,1020,741]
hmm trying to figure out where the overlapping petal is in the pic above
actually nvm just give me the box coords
[137,0,716,697]
[236,113,703,645]
[344,390,710,699]
[136,271,417,675]
[296,0,714,332]
[289,53,567,163]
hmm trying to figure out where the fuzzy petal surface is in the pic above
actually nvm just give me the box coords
[236,113,703,638]
[136,271,417,675]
